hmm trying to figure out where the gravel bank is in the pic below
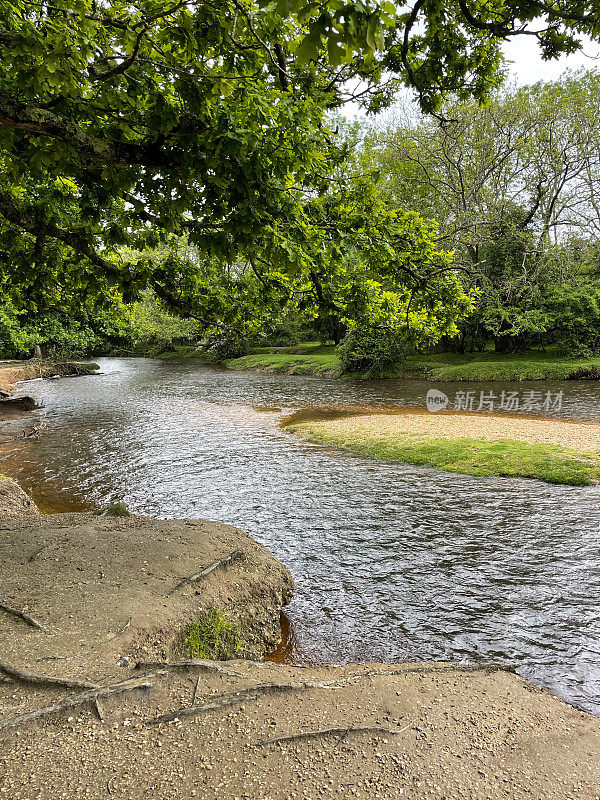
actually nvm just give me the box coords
[2,482,600,799]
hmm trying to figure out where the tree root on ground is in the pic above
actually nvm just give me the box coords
[0,676,155,732]
[257,720,417,747]
[166,551,243,596]
[134,659,245,678]
[0,661,100,691]
[0,602,51,634]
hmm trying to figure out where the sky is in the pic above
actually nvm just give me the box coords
[343,34,600,121]
[503,35,600,85]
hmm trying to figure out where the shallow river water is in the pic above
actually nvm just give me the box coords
[6,357,600,714]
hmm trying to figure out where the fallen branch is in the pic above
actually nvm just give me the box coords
[0,661,100,691]
[0,676,154,732]
[166,551,243,596]
[257,720,417,747]
[0,602,51,634]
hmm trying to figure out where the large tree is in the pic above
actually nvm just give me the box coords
[1,0,599,337]
[359,70,600,350]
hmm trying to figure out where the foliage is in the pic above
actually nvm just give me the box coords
[544,283,600,356]
[183,608,240,660]
[360,70,600,353]
[0,298,131,359]
[286,424,600,486]
[0,0,596,341]
[201,334,249,363]
[338,325,410,374]
[128,292,198,352]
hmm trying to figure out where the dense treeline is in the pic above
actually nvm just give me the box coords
[3,0,600,363]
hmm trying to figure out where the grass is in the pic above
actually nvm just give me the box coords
[286,422,600,486]
[224,342,600,381]
[224,344,340,376]
[93,502,131,517]
[183,607,241,660]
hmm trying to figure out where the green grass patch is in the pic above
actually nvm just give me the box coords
[140,339,600,382]
[183,607,241,660]
[223,342,600,381]
[224,350,341,376]
[93,502,131,517]
[286,423,600,486]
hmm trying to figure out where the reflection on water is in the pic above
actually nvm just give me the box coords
[5,357,600,714]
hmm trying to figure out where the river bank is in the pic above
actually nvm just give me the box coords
[2,479,600,799]
[157,342,600,382]
[0,361,100,469]
[0,360,99,396]
[285,410,600,485]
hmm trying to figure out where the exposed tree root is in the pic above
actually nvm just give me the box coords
[148,692,261,725]
[94,697,105,722]
[357,663,516,678]
[0,661,100,691]
[147,679,364,726]
[166,551,243,596]
[0,676,154,733]
[257,720,417,747]
[0,603,51,634]
[134,659,245,678]
[192,673,202,706]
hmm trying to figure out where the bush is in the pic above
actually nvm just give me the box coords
[338,326,410,374]
[202,334,248,362]
[544,283,600,356]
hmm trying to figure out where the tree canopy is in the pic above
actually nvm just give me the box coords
[359,69,600,352]
[1,0,600,340]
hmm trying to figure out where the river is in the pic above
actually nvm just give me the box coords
[5,357,600,714]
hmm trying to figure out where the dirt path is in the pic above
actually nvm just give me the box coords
[298,410,600,451]
[1,480,600,799]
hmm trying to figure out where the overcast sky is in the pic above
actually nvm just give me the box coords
[503,35,600,85]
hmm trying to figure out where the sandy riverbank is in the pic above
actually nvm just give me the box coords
[285,410,600,485]
[1,480,600,798]
[299,410,600,451]
[0,360,99,396]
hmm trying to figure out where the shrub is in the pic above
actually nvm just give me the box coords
[338,326,410,374]
[93,502,131,517]
[202,334,248,362]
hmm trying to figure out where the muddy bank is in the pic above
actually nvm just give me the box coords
[0,482,293,670]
